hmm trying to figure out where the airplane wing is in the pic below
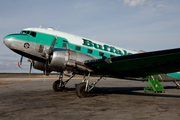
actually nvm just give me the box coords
[84,48,180,78]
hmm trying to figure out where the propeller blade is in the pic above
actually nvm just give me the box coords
[43,60,48,83]
[48,35,57,55]
[18,62,22,69]
[29,62,33,74]
[20,56,23,65]
[28,59,34,78]
[41,35,57,76]
[44,58,48,75]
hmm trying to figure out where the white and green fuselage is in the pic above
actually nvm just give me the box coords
[20,28,136,58]
[3,27,180,79]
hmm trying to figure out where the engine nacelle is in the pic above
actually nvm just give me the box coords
[33,48,97,74]
[49,49,69,72]
[33,61,52,75]
[49,48,96,72]
[33,61,45,71]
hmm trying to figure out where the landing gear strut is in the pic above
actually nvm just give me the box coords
[53,72,75,92]
[174,81,180,89]
[76,73,103,98]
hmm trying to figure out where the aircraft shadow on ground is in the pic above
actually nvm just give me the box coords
[72,84,180,98]
[9,85,179,99]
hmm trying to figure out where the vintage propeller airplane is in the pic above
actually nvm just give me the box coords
[3,27,180,97]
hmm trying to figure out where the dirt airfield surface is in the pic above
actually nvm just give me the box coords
[0,74,180,120]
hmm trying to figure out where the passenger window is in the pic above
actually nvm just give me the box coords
[63,43,67,47]
[99,52,104,56]
[30,32,36,37]
[88,49,93,54]
[76,46,81,51]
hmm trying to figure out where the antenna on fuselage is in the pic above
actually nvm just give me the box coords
[56,25,61,30]
[39,25,46,28]
[92,35,96,40]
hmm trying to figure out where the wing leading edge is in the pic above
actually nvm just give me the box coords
[84,48,180,77]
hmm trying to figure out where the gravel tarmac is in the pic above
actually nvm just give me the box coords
[0,76,180,120]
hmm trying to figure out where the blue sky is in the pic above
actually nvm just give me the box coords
[1,0,180,73]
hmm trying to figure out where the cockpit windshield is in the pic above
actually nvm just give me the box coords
[20,31,30,35]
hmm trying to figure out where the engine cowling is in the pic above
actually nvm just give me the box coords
[49,49,69,72]
[33,48,97,74]
[33,61,51,75]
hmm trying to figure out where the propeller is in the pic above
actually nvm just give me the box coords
[27,59,34,77]
[18,56,23,69]
[42,35,58,75]
[48,35,58,55]
[20,56,23,65]
[29,61,33,74]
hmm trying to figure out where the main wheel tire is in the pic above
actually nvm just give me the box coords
[76,82,90,98]
[53,80,65,92]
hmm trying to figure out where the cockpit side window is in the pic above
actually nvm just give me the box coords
[20,31,30,35]
[30,31,36,37]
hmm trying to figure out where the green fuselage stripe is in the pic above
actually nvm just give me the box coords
[6,31,119,58]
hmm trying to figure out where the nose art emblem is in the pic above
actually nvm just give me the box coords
[24,43,30,49]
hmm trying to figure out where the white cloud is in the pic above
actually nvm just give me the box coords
[74,2,93,9]
[152,8,156,11]
[124,0,167,9]
[158,4,167,8]
[124,0,146,7]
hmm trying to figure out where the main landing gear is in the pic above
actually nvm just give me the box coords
[52,72,103,98]
[53,72,75,92]
[76,73,103,98]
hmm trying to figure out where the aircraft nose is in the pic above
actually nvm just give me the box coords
[3,37,12,48]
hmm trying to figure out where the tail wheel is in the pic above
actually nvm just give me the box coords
[76,82,90,98]
[53,80,65,91]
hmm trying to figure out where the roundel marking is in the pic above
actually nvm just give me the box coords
[24,42,30,49]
